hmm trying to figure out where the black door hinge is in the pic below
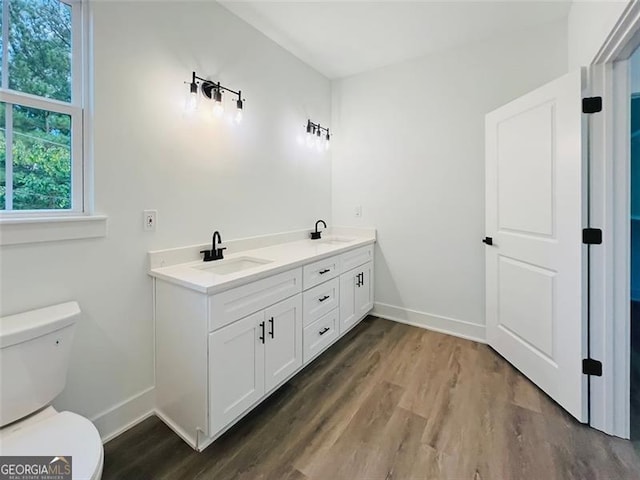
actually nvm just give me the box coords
[582,358,602,376]
[582,97,602,114]
[582,228,602,245]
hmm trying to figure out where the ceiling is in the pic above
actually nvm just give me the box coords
[219,1,572,79]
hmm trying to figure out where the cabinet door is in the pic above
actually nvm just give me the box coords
[340,262,374,334]
[339,268,358,334]
[264,294,303,392]
[355,262,374,319]
[209,311,265,435]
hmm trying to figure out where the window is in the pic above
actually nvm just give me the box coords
[0,0,83,215]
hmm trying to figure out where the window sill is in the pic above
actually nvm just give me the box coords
[0,215,108,246]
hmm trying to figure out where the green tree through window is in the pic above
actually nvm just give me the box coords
[0,0,77,211]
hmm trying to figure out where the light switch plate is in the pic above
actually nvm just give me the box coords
[144,210,157,231]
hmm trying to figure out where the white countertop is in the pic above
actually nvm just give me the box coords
[148,228,376,295]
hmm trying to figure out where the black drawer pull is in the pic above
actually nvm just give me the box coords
[268,317,274,338]
[319,327,330,336]
[319,268,331,275]
[259,321,265,344]
[318,295,330,302]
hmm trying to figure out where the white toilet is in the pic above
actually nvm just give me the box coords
[0,302,104,480]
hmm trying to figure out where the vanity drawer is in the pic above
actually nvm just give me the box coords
[303,255,340,290]
[340,244,374,272]
[303,309,338,364]
[303,278,339,327]
[208,268,302,331]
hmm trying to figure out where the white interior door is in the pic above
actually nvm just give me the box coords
[485,70,587,422]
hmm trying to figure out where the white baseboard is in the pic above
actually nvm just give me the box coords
[91,386,155,443]
[372,302,486,344]
[155,408,201,450]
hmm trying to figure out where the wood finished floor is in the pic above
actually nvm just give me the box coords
[104,316,640,480]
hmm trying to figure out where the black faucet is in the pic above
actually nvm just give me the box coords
[310,220,327,240]
[200,231,227,262]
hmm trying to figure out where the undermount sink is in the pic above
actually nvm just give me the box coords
[194,256,272,275]
[317,236,354,245]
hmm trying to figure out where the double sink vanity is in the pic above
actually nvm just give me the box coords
[148,226,376,451]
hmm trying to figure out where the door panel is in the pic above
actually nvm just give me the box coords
[209,311,265,435]
[497,102,555,236]
[498,256,555,359]
[264,294,302,392]
[485,70,586,422]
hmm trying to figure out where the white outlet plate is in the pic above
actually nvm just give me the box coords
[144,210,157,231]
[355,205,362,217]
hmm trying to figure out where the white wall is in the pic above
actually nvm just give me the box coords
[331,21,568,339]
[0,1,331,438]
[568,0,629,69]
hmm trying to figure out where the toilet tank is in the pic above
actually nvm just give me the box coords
[0,302,80,427]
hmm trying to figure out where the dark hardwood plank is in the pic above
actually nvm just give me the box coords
[103,316,640,480]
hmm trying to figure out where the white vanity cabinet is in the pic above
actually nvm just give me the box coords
[300,244,374,362]
[208,310,265,434]
[208,294,302,435]
[302,276,340,364]
[153,240,375,452]
[340,262,374,334]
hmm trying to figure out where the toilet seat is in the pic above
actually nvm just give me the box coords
[0,408,103,480]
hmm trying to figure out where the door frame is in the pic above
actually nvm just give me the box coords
[589,1,640,438]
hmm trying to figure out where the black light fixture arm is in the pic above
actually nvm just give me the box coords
[192,72,242,97]
[306,119,330,135]
[187,71,245,110]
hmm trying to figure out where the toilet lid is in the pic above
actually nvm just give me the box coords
[0,411,103,480]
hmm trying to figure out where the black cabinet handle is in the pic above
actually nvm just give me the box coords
[259,321,265,344]
[318,295,330,302]
[319,327,330,336]
[356,274,361,287]
[360,273,364,286]
[269,317,274,338]
[482,237,493,246]
[319,268,331,275]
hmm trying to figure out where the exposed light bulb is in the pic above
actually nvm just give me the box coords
[234,108,243,124]
[315,126,323,151]
[185,94,197,113]
[213,100,224,117]
[235,96,244,124]
[306,124,315,148]
[185,81,198,113]
[212,87,224,117]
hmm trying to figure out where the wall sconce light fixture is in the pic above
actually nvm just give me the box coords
[305,119,330,151]
[185,71,244,124]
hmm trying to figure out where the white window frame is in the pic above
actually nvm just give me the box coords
[0,0,84,217]
[0,0,106,245]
